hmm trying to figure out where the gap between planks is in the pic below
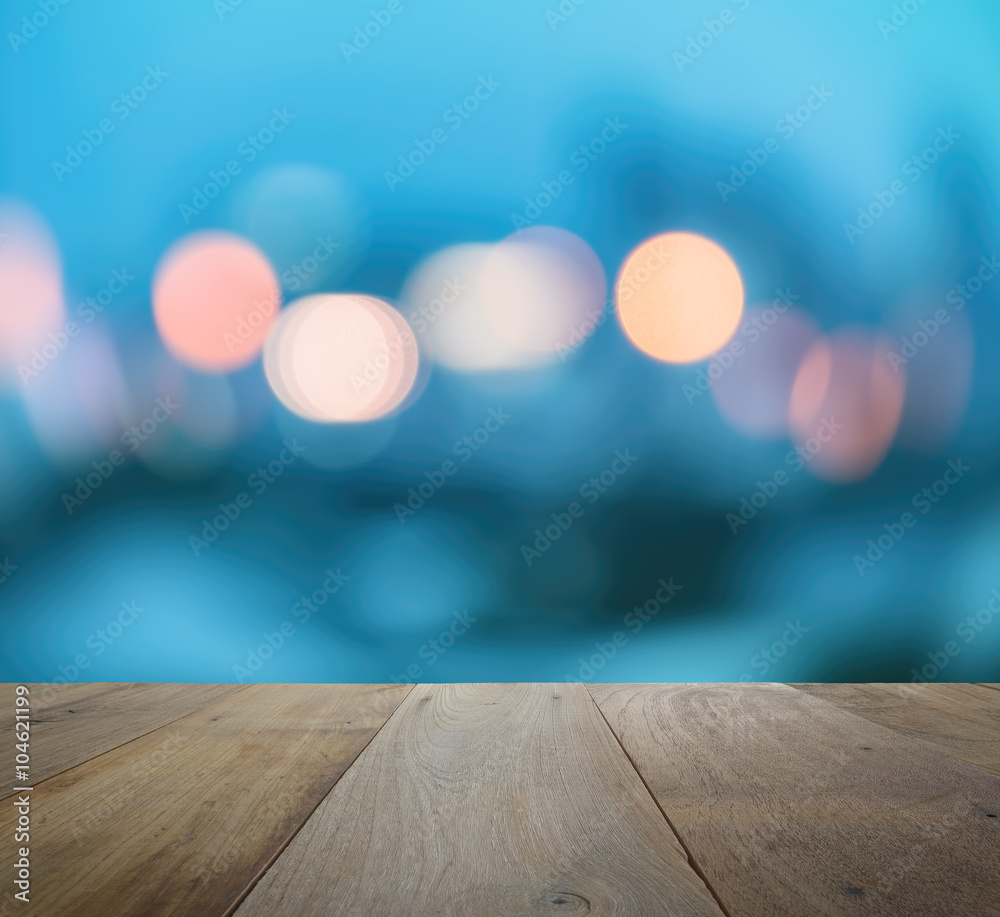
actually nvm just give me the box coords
[234,683,726,917]
[219,682,415,917]
[0,683,251,799]
[1,684,412,917]
[590,683,1000,917]
[585,684,736,917]
[787,682,1000,777]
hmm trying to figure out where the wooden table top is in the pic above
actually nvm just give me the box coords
[2,682,999,916]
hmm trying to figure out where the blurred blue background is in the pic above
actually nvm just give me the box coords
[1,0,999,685]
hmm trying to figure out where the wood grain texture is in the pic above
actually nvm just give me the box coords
[790,682,1000,776]
[0,683,410,917]
[235,683,725,917]
[978,683,1000,693]
[0,682,247,799]
[591,683,1000,917]
[943,683,1000,708]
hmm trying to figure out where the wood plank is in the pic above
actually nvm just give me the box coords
[790,683,1000,776]
[235,683,725,917]
[0,684,410,917]
[0,683,247,799]
[978,683,1000,692]
[591,683,1000,917]
[944,683,1000,708]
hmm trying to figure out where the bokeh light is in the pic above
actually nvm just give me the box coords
[891,307,974,451]
[480,226,607,354]
[232,164,368,293]
[21,326,126,464]
[71,329,130,447]
[264,293,419,422]
[616,231,744,364]
[5,0,1000,691]
[789,327,907,482]
[400,243,551,373]
[111,331,186,434]
[711,304,821,439]
[153,231,280,372]
[0,199,66,387]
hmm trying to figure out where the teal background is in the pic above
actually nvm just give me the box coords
[1,0,999,684]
